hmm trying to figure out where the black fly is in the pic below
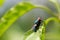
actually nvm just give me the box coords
[32,17,42,32]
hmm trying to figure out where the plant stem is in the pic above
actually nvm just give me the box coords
[35,5,57,17]
[49,0,60,19]
[44,17,59,25]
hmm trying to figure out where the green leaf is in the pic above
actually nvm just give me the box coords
[0,0,5,6]
[23,25,45,40]
[40,26,45,40]
[23,29,33,40]
[0,2,35,37]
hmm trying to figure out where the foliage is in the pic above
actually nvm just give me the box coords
[0,0,5,6]
[0,2,35,37]
[0,0,60,40]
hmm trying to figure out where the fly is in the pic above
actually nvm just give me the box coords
[32,17,42,32]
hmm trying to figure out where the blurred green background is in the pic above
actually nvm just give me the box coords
[0,0,60,40]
